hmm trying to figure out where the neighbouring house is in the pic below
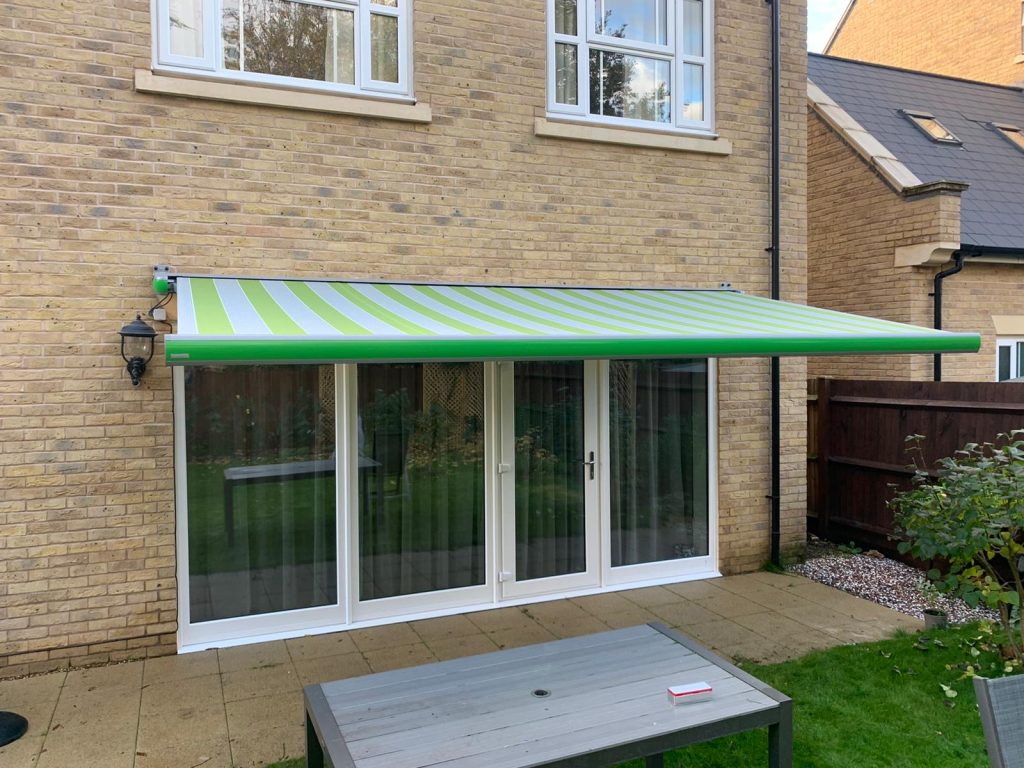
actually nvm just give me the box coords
[0,0,976,676]
[808,53,1024,382]
[824,0,1024,86]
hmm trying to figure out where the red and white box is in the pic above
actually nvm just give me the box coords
[667,682,713,705]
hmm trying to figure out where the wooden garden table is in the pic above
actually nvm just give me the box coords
[304,622,792,767]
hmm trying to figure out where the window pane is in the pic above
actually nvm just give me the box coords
[609,360,708,567]
[372,0,398,6]
[370,13,399,83]
[185,365,337,623]
[683,62,703,121]
[358,363,486,601]
[555,43,579,105]
[999,345,1011,381]
[515,362,586,581]
[594,0,667,45]
[589,50,670,123]
[170,0,205,58]
[228,0,354,85]
[682,0,703,56]
[555,0,577,35]
[1017,343,1024,378]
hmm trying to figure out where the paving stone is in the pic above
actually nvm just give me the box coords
[348,623,421,652]
[141,673,223,718]
[136,683,231,768]
[649,599,721,628]
[61,661,143,698]
[221,661,300,703]
[683,618,765,657]
[618,586,682,608]
[569,592,638,615]
[488,622,558,650]
[218,640,292,673]
[38,679,141,768]
[362,642,437,673]
[285,632,358,661]
[0,734,44,768]
[0,670,64,742]
[409,614,483,643]
[597,608,660,629]
[664,579,734,601]
[293,653,371,686]
[694,590,773,620]
[734,610,814,640]
[465,606,538,633]
[143,649,219,686]
[531,613,609,639]
[226,691,305,768]
[427,633,502,661]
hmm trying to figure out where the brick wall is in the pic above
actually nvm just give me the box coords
[0,0,807,677]
[808,109,1024,383]
[828,0,1024,86]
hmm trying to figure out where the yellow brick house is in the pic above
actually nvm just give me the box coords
[0,0,976,673]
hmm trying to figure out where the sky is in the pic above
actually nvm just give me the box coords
[807,0,850,53]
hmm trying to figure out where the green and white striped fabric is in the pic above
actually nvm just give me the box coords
[165,277,980,364]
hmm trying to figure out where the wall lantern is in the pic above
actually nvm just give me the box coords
[119,314,156,386]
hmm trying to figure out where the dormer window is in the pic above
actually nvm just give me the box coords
[900,110,961,144]
[994,123,1024,152]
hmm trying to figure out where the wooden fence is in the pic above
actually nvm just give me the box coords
[807,378,1024,553]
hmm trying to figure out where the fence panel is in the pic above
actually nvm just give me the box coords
[810,379,1024,553]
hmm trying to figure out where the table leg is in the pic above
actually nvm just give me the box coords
[645,754,665,768]
[769,700,793,768]
[306,711,325,768]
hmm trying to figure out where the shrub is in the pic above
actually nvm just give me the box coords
[890,431,1024,665]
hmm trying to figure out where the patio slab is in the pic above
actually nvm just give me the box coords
[0,573,922,768]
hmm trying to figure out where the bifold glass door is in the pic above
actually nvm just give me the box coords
[499,361,600,598]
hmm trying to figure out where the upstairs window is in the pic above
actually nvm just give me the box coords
[994,123,1024,152]
[548,0,714,132]
[900,110,961,144]
[155,0,409,97]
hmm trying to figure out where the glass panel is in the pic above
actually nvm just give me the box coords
[555,43,579,105]
[609,359,708,567]
[589,49,670,123]
[1017,343,1024,378]
[372,0,398,5]
[370,13,400,83]
[593,0,667,45]
[170,0,205,58]
[185,365,337,623]
[682,0,703,56]
[998,126,1024,152]
[555,0,577,35]
[683,62,703,121]
[999,345,1011,381]
[358,363,486,601]
[515,361,586,581]
[226,0,355,84]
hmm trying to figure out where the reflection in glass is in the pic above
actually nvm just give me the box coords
[170,0,205,57]
[555,43,579,105]
[594,0,667,45]
[555,0,577,35]
[683,63,703,121]
[371,13,399,83]
[358,363,485,601]
[186,365,336,623]
[610,360,708,567]
[221,0,354,84]
[515,362,586,581]
[590,49,670,123]
[682,0,703,56]
[999,346,1011,381]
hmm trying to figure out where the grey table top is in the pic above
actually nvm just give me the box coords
[305,622,789,768]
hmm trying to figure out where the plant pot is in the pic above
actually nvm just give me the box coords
[923,608,948,630]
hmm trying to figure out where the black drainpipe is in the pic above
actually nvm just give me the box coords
[767,0,782,566]
[931,252,965,381]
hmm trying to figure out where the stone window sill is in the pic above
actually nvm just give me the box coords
[534,117,732,155]
[134,69,432,123]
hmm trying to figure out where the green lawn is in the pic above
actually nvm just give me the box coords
[265,623,1008,768]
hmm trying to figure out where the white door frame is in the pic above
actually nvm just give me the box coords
[497,360,602,600]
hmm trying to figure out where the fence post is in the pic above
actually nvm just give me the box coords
[816,378,832,540]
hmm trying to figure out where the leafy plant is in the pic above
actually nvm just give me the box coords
[837,540,862,556]
[891,432,1024,664]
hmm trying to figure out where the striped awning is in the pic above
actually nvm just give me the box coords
[164,277,980,364]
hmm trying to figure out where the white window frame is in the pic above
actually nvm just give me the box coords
[152,0,412,101]
[997,337,1024,381]
[546,0,715,134]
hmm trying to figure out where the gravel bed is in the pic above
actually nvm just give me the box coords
[787,539,997,624]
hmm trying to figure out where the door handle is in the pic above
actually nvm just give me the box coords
[581,451,595,480]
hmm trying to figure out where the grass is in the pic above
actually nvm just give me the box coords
[264,623,1008,768]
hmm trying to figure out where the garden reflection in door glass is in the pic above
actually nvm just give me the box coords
[185,365,337,623]
[610,359,708,566]
[358,363,486,601]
